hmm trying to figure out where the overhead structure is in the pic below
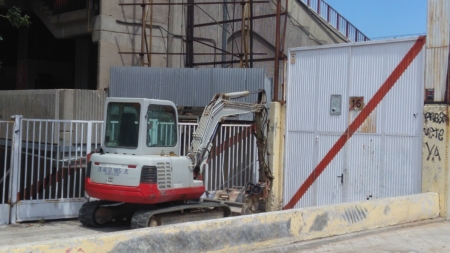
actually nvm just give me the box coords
[119,0,287,102]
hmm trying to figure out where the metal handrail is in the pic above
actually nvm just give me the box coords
[300,0,370,42]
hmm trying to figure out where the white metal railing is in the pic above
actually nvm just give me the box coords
[179,123,258,192]
[1,117,257,224]
[19,119,103,201]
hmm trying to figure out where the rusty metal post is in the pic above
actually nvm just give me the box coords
[240,2,245,68]
[140,0,146,66]
[280,0,288,54]
[148,0,153,66]
[240,0,250,68]
[273,0,281,101]
[250,0,253,68]
[186,0,194,67]
[222,0,228,67]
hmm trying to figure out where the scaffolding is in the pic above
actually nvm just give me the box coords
[119,0,289,102]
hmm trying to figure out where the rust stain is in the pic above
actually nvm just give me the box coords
[360,110,377,133]
[349,109,377,133]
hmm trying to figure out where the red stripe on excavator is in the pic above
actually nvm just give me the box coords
[85,178,205,204]
[283,36,426,210]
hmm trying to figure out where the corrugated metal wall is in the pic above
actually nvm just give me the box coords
[284,38,425,209]
[109,67,270,106]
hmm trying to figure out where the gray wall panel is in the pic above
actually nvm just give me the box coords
[110,67,269,107]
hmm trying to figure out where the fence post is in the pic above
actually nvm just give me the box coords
[317,0,321,15]
[336,14,340,31]
[86,122,92,154]
[9,115,22,224]
[84,122,92,200]
[327,5,330,22]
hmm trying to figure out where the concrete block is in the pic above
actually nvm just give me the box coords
[0,192,439,253]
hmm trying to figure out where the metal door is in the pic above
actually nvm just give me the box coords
[284,37,425,209]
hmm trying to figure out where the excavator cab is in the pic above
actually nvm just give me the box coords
[101,98,180,156]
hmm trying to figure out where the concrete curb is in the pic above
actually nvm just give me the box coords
[0,193,439,253]
[254,218,446,252]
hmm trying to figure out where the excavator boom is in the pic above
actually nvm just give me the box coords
[187,90,267,178]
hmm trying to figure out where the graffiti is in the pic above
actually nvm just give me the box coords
[425,142,441,161]
[424,112,448,124]
[423,127,444,141]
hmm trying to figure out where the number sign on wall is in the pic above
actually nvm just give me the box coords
[349,97,365,110]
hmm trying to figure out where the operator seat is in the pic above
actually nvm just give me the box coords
[118,113,138,147]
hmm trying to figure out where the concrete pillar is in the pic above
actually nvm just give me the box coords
[422,106,450,218]
[266,102,286,211]
[57,90,75,120]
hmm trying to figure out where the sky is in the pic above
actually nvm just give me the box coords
[324,0,427,39]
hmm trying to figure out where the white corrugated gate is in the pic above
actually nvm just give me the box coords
[284,37,425,209]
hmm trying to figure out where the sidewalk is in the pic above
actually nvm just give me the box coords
[259,219,450,253]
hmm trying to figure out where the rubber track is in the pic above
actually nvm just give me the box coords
[130,202,231,229]
[78,200,113,227]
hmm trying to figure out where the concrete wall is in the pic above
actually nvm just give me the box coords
[0,193,438,253]
[422,105,450,219]
[0,90,106,120]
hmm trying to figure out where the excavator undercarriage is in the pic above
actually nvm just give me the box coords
[79,200,232,228]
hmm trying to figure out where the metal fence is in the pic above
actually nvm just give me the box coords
[11,119,103,223]
[300,0,370,42]
[19,119,103,202]
[1,117,257,224]
[179,123,258,192]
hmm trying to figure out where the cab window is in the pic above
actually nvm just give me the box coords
[104,102,140,148]
[147,104,177,147]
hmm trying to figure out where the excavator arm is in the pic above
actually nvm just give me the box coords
[187,90,269,182]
